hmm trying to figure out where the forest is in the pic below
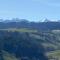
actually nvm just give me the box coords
[0,20,60,60]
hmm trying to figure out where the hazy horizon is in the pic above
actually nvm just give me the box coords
[0,0,60,22]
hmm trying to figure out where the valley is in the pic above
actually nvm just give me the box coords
[0,21,60,60]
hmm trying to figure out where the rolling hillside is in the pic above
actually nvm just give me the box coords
[0,20,60,60]
[0,28,60,60]
[0,29,48,60]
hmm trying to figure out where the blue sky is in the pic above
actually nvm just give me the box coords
[0,0,60,21]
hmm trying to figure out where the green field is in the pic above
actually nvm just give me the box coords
[0,28,38,33]
[46,50,60,60]
[2,50,20,60]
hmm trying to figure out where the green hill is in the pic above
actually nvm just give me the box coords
[0,29,60,60]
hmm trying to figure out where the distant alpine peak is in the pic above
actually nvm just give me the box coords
[0,18,60,22]
[43,19,51,22]
[43,18,60,22]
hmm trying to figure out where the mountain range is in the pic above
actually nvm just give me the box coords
[0,18,60,31]
[0,18,60,22]
[0,18,60,60]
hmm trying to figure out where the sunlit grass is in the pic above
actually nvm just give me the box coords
[2,50,20,60]
[0,28,38,33]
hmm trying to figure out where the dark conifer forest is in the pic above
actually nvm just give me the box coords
[0,19,60,60]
